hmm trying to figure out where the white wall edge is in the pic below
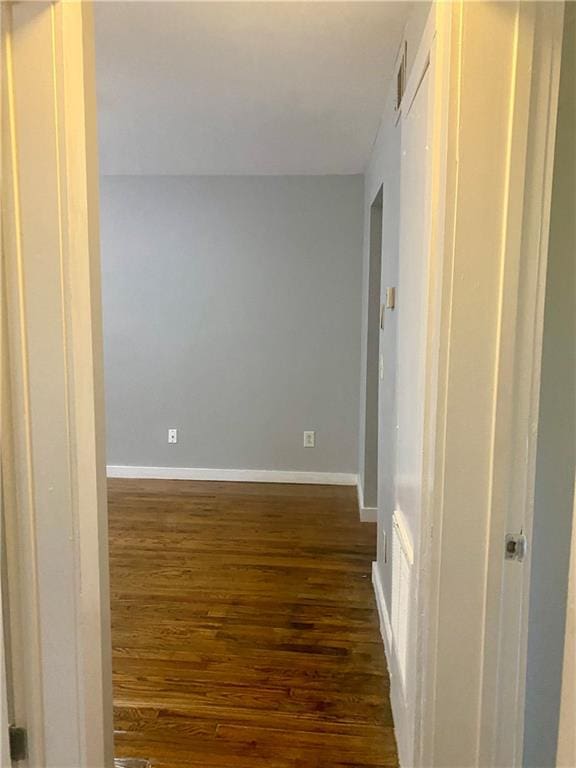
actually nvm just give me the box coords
[106,465,358,486]
[360,507,378,523]
[357,482,378,522]
[372,561,408,768]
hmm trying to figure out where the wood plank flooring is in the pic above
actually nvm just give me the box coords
[109,479,398,767]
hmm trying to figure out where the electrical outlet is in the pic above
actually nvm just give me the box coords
[168,428,178,444]
[303,430,315,448]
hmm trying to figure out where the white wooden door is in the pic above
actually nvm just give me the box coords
[392,31,434,768]
[1,2,113,765]
[395,49,430,566]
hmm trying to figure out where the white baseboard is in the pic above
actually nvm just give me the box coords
[372,561,409,768]
[357,483,378,522]
[106,465,357,486]
[372,561,393,652]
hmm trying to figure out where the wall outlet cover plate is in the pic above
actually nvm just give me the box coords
[303,430,316,448]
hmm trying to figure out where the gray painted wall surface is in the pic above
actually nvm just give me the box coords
[100,175,363,472]
[360,0,430,605]
[363,189,383,509]
[363,92,401,599]
[524,8,576,767]
[358,8,429,764]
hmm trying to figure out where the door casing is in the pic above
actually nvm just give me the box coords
[1,2,113,765]
[415,3,565,767]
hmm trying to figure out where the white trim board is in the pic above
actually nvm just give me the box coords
[357,483,378,523]
[372,561,393,652]
[372,562,408,768]
[106,465,357,486]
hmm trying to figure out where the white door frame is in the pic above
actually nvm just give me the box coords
[0,3,12,761]
[1,2,113,765]
[479,6,565,764]
[416,3,564,767]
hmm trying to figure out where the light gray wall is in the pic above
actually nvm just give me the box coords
[358,0,431,510]
[100,175,363,472]
[360,0,430,605]
[358,7,430,764]
[363,89,401,592]
[362,188,383,509]
[524,7,576,766]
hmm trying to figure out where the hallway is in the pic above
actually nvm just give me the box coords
[109,480,398,767]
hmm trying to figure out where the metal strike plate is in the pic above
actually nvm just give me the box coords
[505,533,527,562]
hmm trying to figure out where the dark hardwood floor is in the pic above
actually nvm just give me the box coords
[109,479,398,767]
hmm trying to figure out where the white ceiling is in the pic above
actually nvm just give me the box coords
[95,2,410,175]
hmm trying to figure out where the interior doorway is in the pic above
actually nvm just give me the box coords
[362,186,383,511]
[1,3,566,767]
